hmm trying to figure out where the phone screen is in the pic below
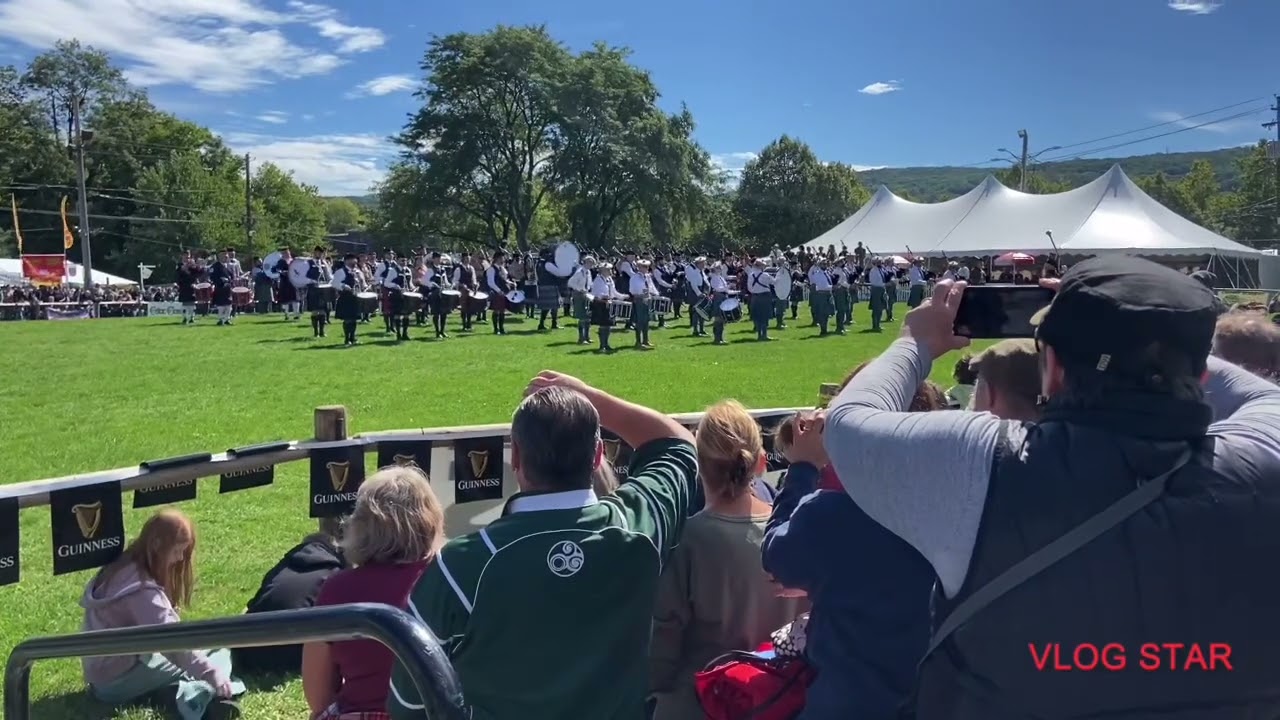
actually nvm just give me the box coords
[953,285,1054,339]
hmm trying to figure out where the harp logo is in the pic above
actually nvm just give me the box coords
[392,454,419,469]
[72,502,103,539]
[327,461,350,492]
[603,438,621,465]
[468,450,489,478]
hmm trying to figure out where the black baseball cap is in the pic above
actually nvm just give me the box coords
[1031,256,1223,375]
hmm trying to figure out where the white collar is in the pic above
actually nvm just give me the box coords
[506,488,599,515]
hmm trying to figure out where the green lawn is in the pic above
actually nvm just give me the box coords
[0,306,973,719]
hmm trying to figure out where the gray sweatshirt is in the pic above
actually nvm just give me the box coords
[824,337,1280,598]
[79,561,223,687]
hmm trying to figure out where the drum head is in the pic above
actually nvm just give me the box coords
[720,298,741,311]
[441,289,461,296]
[773,271,792,300]
[288,258,311,288]
[507,290,526,303]
[402,292,423,299]
[551,242,578,277]
[194,282,211,289]
[472,291,489,301]
[231,287,249,294]
[356,292,377,300]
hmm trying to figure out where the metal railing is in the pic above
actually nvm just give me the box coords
[4,603,469,720]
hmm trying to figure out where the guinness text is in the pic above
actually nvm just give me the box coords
[57,536,122,558]
[458,478,501,490]
[0,555,15,569]
[313,492,359,504]
[224,466,270,478]
[140,478,195,492]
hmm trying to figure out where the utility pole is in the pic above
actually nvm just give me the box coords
[244,153,253,253]
[1264,95,1279,230]
[1017,129,1030,192]
[70,96,94,287]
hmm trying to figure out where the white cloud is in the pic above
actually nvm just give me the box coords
[348,74,416,98]
[710,151,758,184]
[0,0,383,92]
[1149,110,1250,134]
[256,110,288,124]
[301,113,315,121]
[1168,1,1221,14]
[852,165,887,172]
[222,130,396,196]
[859,81,901,96]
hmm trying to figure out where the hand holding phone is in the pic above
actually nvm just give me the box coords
[952,285,1055,339]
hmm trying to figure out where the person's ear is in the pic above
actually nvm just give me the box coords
[510,441,522,473]
[594,440,603,471]
[754,451,768,476]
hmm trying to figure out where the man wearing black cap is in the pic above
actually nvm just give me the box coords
[822,256,1280,719]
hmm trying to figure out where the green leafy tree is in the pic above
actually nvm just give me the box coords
[323,197,365,233]
[734,135,870,250]
[252,163,326,253]
[399,26,570,250]
[1214,143,1278,242]
[121,152,244,271]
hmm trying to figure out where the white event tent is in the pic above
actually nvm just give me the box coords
[0,258,135,286]
[806,165,1262,260]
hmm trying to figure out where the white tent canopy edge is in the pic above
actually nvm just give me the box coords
[805,165,1262,260]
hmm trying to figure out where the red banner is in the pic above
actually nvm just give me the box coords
[21,254,65,287]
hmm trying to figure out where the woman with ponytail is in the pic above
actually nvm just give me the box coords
[649,400,808,720]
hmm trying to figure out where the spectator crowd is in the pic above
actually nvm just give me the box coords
[62,256,1280,720]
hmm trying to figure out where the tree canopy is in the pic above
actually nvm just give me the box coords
[0,41,330,279]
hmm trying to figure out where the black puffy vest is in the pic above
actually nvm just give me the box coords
[915,394,1280,719]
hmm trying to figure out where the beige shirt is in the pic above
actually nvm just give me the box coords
[649,510,808,720]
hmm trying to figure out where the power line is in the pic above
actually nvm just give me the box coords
[1038,108,1268,163]
[1050,97,1267,153]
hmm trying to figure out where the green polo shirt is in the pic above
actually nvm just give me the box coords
[389,437,697,720]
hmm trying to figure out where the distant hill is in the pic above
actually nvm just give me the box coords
[859,147,1254,202]
[330,195,377,209]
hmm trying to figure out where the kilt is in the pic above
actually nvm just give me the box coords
[315,702,388,720]
[334,289,360,321]
[278,281,298,304]
[572,291,589,320]
[908,284,926,307]
[387,288,406,317]
[178,284,196,304]
[489,292,508,312]
[213,284,232,306]
[306,284,330,312]
[590,298,613,327]
[711,292,728,321]
[428,289,447,314]
[536,284,560,312]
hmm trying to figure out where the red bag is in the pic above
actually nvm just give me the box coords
[694,644,815,720]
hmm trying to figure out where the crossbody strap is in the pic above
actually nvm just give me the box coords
[924,447,1194,659]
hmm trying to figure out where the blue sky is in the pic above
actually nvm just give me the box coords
[0,0,1274,195]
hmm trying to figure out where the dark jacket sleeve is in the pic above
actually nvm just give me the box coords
[762,463,827,590]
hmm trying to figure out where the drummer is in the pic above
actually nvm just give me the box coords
[331,253,361,346]
[451,251,478,332]
[306,246,332,338]
[381,253,410,341]
[708,261,731,346]
[208,249,235,326]
[684,256,709,338]
[628,259,658,350]
[424,252,450,340]
[485,249,512,335]
[175,250,199,325]
[536,250,563,332]
[807,257,834,336]
[567,255,594,345]
[272,248,299,322]
[589,260,619,354]
[746,257,775,341]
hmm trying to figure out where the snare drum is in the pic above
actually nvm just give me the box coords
[231,287,252,307]
[649,296,672,317]
[194,283,212,303]
[506,289,525,314]
[402,292,424,314]
[719,297,743,323]
[692,296,713,321]
[609,300,633,321]
[356,292,379,315]
[440,289,461,313]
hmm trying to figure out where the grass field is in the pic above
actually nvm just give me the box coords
[0,306,974,719]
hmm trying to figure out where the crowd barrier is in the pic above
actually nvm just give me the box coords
[0,301,148,321]
[4,603,469,720]
[0,403,813,587]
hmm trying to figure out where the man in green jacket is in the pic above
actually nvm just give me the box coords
[389,371,698,720]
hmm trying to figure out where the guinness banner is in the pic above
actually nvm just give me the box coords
[454,436,504,504]
[49,481,125,576]
[309,445,365,518]
[133,477,198,508]
[220,465,274,494]
[0,497,18,586]
[757,413,793,473]
[600,429,635,481]
[377,439,433,475]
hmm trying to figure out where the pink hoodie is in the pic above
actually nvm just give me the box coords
[79,562,224,687]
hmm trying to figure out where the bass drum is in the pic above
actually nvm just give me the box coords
[262,251,283,279]
[288,258,312,289]
[773,269,792,301]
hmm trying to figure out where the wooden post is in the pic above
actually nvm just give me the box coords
[314,405,348,538]
[818,383,840,406]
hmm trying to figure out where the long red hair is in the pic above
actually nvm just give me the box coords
[104,509,196,608]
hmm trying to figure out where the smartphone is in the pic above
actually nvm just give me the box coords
[953,285,1055,339]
